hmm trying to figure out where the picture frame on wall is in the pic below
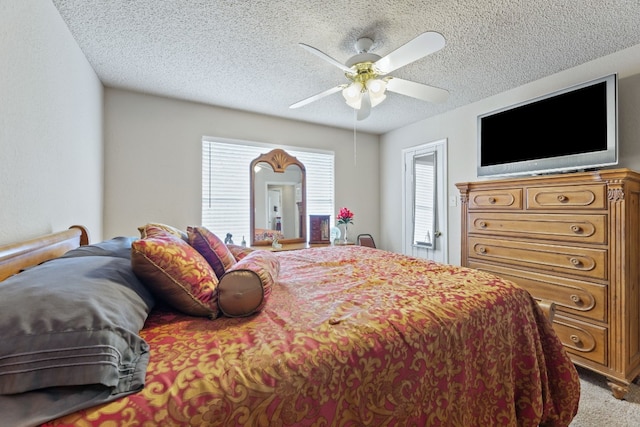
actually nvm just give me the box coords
[309,215,331,244]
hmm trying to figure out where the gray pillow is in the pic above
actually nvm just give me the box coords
[60,236,136,259]
[0,255,154,395]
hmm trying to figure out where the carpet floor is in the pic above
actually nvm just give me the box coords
[569,367,640,426]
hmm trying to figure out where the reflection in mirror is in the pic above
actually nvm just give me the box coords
[412,152,436,249]
[250,149,306,245]
[254,164,302,239]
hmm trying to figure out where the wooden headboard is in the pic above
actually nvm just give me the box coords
[0,225,89,281]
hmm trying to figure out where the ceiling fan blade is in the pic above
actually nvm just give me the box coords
[374,31,445,75]
[357,92,371,120]
[289,85,345,109]
[386,78,449,104]
[299,43,353,73]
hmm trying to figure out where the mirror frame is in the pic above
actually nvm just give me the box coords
[250,148,306,246]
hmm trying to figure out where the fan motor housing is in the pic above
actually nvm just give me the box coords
[345,52,382,68]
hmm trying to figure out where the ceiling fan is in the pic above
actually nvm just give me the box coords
[290,31,449,120]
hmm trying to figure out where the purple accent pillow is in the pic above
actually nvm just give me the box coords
[187,226,236,278]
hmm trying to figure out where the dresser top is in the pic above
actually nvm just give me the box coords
[456,168,640,191]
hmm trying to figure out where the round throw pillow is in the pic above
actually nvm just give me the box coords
[217,250,279,317]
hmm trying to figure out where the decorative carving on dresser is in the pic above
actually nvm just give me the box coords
[607,184,625,202]
[457,168,640,399]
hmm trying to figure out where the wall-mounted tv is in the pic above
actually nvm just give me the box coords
[477,74,618,178]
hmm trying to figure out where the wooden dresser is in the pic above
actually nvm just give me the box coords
[456,168,640,398]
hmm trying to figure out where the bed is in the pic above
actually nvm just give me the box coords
[254,228,286,243]
[0,225,580,426]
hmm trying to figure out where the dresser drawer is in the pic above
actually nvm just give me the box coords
[468,212,607,244]
[468,188,522,210]
[553,314,607,365]
[468,261,606,322]
[526,184,607,210]
[467,237,607,280]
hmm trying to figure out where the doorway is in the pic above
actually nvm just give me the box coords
[267,187,282,232]
[402,139,448,263]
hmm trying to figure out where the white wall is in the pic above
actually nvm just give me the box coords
[381,44,640,265]
[103,89,380,241]
[0,0,104,245]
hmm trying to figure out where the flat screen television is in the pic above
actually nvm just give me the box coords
[477,74,618,177]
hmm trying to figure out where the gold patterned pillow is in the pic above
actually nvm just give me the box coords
[131,227,219,318]
[138,222,188,241]
[187,226,236,278]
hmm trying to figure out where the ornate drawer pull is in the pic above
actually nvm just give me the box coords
[478,246,487,254]
[570,294,581,303]
[569,257,581,266]
[488,197,496,204]
[478,221,487,228]
[569,334,581,344]
[570,225,582,233]
[557,194,567,202]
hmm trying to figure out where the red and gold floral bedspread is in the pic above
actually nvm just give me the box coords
[49,246,579,426]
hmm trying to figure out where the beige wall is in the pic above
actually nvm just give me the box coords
[103,89,380,242]
[381,44,640,264]
[6,0,640,258]
[0,0,104,245]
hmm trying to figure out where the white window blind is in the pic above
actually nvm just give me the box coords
[292,150,335,220]
[202,139,335,243]
[413,160,435,245]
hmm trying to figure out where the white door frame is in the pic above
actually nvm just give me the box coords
[401,139,448,264]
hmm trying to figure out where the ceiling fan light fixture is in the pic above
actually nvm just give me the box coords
[366,78,387,107]
[342,82,364,109]
[369,92,386,108]
[366,78,386,95]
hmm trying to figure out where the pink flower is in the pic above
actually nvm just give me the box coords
[336,207,354,226]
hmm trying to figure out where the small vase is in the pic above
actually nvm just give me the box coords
[343,225,349,243]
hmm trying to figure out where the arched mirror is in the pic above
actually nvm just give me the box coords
[250,148,306,246]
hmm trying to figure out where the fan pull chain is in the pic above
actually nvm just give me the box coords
[353,108,357,166]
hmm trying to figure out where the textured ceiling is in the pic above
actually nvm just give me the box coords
[51,0,640,135]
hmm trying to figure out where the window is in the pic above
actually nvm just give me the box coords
[202,138,335,243]
[412,153,436,247]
